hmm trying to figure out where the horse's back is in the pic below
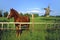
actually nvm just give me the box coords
[19,16,30,22]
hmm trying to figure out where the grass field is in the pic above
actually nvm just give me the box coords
[0,16,60,40]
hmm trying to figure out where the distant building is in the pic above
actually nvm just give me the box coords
[44,5,51,17]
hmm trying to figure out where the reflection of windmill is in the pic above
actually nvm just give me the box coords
[44,5,51,17]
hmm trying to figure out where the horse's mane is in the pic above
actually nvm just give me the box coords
[11,8,20,16]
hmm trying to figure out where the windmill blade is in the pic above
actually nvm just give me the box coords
[50,9,55,12]
[41,8,46,10]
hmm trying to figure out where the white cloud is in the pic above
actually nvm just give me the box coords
[26,8,44,13]
[32,8,40,10]
[20,8,45,16]
[26,8,39,10]
[26,10,40,13]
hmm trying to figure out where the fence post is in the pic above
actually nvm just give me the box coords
[32,14,34,31]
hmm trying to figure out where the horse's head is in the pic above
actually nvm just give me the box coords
[7,8,14,19]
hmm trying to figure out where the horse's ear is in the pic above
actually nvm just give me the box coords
[12,8,13,9]
[10,8,14,11]
[10,8,13,10]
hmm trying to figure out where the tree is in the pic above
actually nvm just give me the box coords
[4,11,8,17]
[33,13,39,17]
[20,12,23,16]
[0,10,2,17]
[24,13,32,17]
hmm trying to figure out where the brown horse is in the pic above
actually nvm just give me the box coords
[7,8,30,37]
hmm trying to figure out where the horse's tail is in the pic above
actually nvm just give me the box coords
[28,16,30,22]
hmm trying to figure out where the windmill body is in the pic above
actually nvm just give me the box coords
[44,5,51,17]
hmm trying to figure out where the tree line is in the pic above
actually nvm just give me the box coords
[0,10,39,17]
[0,10,8,17]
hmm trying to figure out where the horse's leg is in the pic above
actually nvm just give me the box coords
[16,26,20,37]
[26,24,32,35]
[26,24,30,31]
[18,25,23,36]
[23,24,30,33]
[20,30,22,35]
[22,24,29,31]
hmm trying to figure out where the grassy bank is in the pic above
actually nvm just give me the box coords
[0,17,60,40]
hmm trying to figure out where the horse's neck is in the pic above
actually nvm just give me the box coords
[14,12,20,20]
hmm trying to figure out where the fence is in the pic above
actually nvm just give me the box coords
[0,22,60,40]
[0,22,59,30]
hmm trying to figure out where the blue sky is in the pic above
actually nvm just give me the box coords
[0,0,60,16]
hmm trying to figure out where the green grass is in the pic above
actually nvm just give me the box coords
[0,17,60,40]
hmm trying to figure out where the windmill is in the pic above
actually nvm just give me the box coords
[44,5,51,17]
